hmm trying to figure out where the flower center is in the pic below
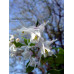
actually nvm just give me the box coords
[22,31,24,33]
[45,49,48,55]
[34,35,38,40]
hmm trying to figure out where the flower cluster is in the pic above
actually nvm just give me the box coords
[9,21,57,68]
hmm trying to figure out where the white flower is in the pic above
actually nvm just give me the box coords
[38,20,49,33]
[17,21,49,43]
[22,50,32,60]
[10,53,15,57]
[40,39,57,57]
[17,27,30,36]
[44,39,57,48]
[16,38,20,43]
[9,44,17,53]
[40,43,53,57]
[29,57,39,67]
[30,31,41,43]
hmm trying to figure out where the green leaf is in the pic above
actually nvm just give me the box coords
[24,38,30,45]
[52,47,64,55]
[47,69,64,74]
[22,37,35,46]
[41,54,64,68]
[26,66,34,73]
[13,40,24,47]
[58,47,64,54]
[30,43,35,46]
[55,54,64,64]
[52,47,64,64]
[26,61,30,67]
[36,20,39,27]
[52,47,58,50]
[41,55,54,65]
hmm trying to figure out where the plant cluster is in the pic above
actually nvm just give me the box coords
[9,21,64,74]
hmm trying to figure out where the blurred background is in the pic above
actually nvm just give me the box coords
[9,0,64,74]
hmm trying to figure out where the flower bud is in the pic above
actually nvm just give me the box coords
[10,35,14,42]
[16,38,20,43]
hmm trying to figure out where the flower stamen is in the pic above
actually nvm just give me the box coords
[34,35,38,40]
[45,49,48,55]
[22,31,24,33]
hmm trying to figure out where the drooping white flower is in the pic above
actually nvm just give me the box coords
[40,43,53,57]
[40,39,57,57]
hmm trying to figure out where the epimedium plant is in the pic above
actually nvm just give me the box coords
[9,21,64,74]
